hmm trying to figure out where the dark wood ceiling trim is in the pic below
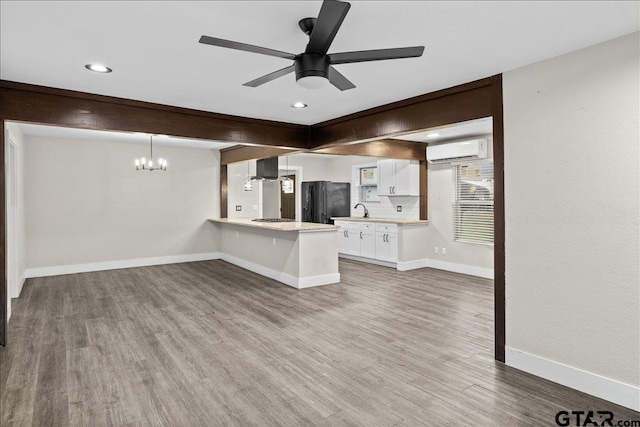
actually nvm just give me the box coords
[0,80,308,148]
[312,139,426,160]
[492,75,506,363]
[220,145,301,165]
[220,138,427,165]
[309,77,495,148]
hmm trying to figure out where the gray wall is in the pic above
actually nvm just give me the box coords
[24,136,220,269]
[504,32,639,387]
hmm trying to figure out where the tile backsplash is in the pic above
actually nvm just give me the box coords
[350,164,420,220]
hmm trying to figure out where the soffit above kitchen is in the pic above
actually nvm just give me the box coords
[1,2,637,126]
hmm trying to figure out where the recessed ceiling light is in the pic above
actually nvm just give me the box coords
[426,133,440,138]
[291,102,308,109]
[85,64,112,73]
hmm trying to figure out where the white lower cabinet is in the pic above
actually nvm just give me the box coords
[336,220,398,263]
[375,230,398,262]
[360,229,376,258]
[337,222,361,256]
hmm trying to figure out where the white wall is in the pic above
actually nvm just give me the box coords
[261,180,280,218]
[24,135,220,270]
[425,136,494,271]
[227,160,260,218]
[504,32,639,404]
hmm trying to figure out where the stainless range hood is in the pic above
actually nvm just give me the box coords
[251,157,279,181]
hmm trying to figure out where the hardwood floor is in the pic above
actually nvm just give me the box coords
[1,259,638,426]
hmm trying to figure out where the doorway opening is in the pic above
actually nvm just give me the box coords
[280,174,296,219]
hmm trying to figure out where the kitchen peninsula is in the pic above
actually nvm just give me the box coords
[208,218,340,289]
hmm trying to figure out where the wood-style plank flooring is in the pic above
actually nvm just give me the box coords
[1,259,638,426]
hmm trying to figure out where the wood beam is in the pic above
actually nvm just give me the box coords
[220,145,301,165]
[313,139,426,160]
[220,165,228,218]
[419,160,428,221]
[309,77,495,148]
[492,75,506,363]
[0,80,308,148]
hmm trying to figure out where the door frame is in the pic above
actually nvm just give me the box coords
[5,133,18,300]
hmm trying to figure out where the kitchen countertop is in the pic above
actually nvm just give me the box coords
[331,217,429,225]
[209,218,339,232]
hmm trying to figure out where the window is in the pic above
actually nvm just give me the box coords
[453,162,494,244]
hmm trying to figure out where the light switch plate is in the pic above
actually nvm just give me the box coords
[396,206,402,212]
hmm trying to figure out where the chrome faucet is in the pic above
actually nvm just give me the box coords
[354,203,369,218]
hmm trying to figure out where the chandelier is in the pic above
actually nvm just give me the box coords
[135,134,167,171]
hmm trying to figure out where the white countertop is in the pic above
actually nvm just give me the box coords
[331,217,429,225]
[209,218,339,232]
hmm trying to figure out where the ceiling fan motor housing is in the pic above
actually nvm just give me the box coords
[294,53,330,81]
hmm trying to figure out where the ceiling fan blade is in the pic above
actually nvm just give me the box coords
[243,65,295,87]
[328,66,356,91]
[330,46,424,64]
[306,0,351,55]
[199,35,296,60]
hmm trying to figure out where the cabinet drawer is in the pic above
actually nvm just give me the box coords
[376,223,398,233]
[335,221,360,230]
[359,223,375,233]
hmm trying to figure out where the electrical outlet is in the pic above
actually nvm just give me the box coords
[252,204,258,210]
[442,247,447,255]
[235,205,242,211]
[396,206,402,212]
[272,238,277,246]
[434,247,439,254]
[236,231,239,238]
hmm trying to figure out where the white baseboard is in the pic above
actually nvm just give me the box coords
[423,258,494,279]
[298,273,341,289]
[338,253,397,269]
[24,252,222,278]
[506,347,640,412]
[397,259,427,271]
[220,254,339,289]
[17,274,25,297]
[339,254,494,278]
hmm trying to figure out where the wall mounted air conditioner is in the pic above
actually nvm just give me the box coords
[426,139,488,163]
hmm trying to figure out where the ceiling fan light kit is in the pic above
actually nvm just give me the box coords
[199,0,424,91]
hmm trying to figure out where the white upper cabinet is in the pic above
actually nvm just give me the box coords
[376,159,420,196]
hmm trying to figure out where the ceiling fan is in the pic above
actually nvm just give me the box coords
[198,0,424,91]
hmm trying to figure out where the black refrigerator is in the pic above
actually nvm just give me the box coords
[301,181,351,224]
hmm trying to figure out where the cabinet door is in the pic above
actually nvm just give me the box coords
[376,159,394,196]
[360,231,376,259]
[393,160,420,196]
[387,233,398,262]
[338,228,349,254]
[345,228,361,255]
[375,232,389,261]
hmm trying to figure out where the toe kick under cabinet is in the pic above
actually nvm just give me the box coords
[334,219,428,271]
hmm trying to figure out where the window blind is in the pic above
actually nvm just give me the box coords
[453,162,494,244]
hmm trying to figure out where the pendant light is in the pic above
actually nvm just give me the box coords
[244,161,253,191]
[135,134,167,171]
[281,155,293,194]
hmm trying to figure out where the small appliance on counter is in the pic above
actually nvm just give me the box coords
[302,181,350,224]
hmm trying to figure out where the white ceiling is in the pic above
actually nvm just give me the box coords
[14,122,233,149]
[1,1,638,126]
